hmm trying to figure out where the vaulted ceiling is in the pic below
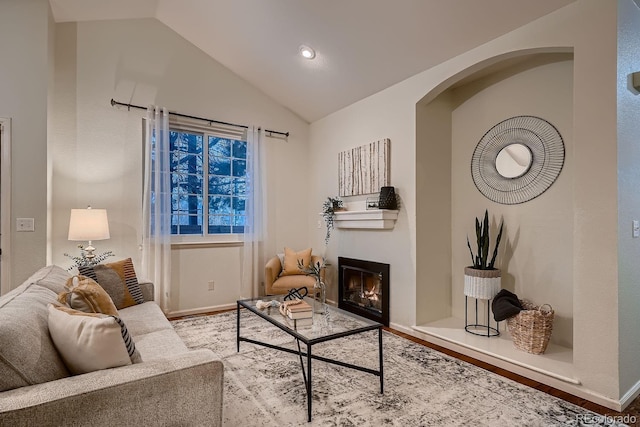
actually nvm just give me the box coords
[49,0,575,122]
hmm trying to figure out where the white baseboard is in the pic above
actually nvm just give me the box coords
[620,378,640,411]
[167,303,236,318]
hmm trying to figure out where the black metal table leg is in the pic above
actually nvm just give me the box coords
[296,339,308,387]
[236,303,240,352]
[379,327,384,394]
[307,343,312,422]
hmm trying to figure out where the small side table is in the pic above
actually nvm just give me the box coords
[463,267,501,337]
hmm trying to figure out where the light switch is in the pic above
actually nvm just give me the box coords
[16,218,34,232]
[633,220,639,238]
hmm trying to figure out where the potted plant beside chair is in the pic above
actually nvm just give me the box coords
[298,258,327,314]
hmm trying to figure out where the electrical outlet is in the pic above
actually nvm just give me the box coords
[317,220,322,229]
[16,218,34,232]
[208,280,215,291]
[633,220,640,238]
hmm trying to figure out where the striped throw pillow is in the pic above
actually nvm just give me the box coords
[79,258,144,309]
[110,315,141,362]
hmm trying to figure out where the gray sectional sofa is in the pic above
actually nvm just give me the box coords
[0,265,223,426]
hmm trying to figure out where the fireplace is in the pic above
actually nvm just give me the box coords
[338,257,389,326]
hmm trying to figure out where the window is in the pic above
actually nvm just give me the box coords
[155,124,247,237]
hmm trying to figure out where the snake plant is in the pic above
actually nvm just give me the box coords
[466,210,503,270]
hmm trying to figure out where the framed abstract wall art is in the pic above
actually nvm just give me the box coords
[338,138,390,197]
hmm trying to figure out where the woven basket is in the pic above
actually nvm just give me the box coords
[506,300,554,354]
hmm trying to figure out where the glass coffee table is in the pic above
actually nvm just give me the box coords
[236,295,384,422]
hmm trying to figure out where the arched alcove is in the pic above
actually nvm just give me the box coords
[414,49,575,382]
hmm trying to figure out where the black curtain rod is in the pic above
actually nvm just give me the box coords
[110,99,290,138]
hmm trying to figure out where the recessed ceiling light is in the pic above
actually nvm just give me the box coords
[299,45,316,60]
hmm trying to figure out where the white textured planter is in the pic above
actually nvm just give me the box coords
[464,267,501,300]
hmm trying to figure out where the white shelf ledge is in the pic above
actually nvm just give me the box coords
[333,209,399,230]
[412,316,579,385]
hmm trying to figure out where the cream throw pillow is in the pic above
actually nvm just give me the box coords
[47,305,135,375]
[58,275,119,316]
[281,247,312,276]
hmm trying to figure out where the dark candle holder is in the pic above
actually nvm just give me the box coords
[378,186,397,210]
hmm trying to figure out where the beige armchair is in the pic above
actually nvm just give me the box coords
[265,254,325,296]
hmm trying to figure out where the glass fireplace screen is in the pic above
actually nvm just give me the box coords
[338,257,389,326]
[342,267,383,314]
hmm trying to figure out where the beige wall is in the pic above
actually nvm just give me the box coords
[0,0,51,287]
[570,0,619,403]
[617,0,640,398]
[50,18,310,313]
[309,0,625,404]
[416,94,452,325]
[308,83,417,323]
[450,57,574,347]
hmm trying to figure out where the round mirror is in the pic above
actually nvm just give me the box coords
[495,143,532,178]
[471,116,564,204]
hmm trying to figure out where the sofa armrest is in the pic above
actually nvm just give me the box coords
[138,280,154,302]
[264,256,282,295]
[0,350,223,427]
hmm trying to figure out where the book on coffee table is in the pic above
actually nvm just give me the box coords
[285,316,313,329]
[284,300,312,319]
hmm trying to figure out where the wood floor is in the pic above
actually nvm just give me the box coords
[169,309,640,426]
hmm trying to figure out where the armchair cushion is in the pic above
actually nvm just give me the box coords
[281,247,312,276]
[268,275,318,295]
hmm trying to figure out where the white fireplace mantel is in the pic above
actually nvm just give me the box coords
[333,209,399,230]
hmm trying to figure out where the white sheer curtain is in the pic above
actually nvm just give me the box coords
[142,106,172,312]
[241,126,266,298]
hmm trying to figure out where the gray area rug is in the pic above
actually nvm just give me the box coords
[171,311,623,426]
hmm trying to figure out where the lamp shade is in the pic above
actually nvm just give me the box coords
[68,208,110,241]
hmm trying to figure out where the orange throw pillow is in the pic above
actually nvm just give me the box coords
[58,275,118,316]
[281,247,312,276]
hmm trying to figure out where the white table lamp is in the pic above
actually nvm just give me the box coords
[68,206,110,259]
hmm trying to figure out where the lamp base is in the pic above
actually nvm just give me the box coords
[83,242,96,259]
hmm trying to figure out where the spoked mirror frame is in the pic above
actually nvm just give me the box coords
[470,115,565,205]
